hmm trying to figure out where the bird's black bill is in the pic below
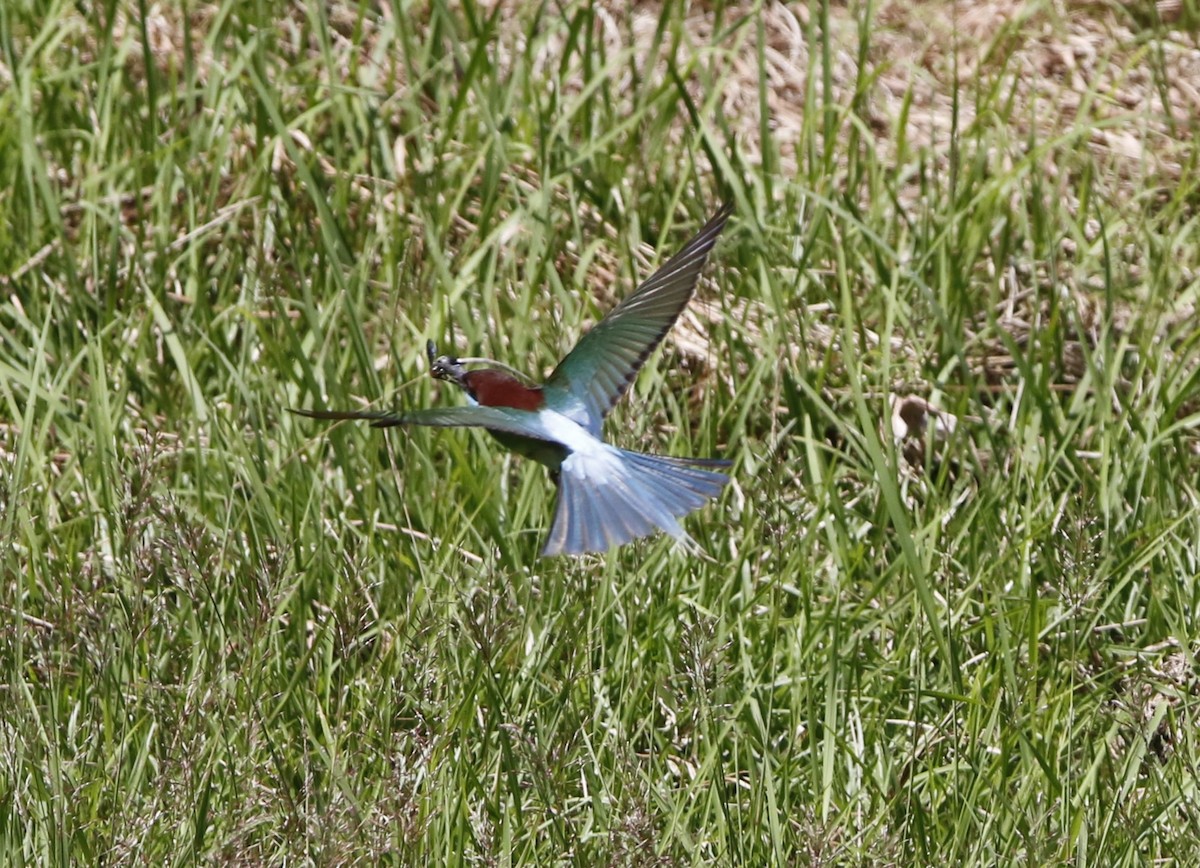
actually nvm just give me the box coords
[426,339,437,368]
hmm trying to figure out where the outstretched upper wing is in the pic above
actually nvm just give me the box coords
[289,405,562,443]
[542,203,733,434]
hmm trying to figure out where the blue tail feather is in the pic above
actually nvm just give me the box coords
[542,447,730,556]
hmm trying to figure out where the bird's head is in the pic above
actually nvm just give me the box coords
[426,338,539,391]
[427,340,468,387]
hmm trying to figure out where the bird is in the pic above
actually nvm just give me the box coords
[293,202,734,556]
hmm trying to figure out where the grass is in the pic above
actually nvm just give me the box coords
[3,0,1200,863]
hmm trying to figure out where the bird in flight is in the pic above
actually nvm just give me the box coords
[293,202,734,556]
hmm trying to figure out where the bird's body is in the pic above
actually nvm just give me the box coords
[294,203,734,556]
[460,370,545,412]
[454,369,563,465]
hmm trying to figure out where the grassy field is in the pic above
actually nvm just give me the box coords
[3,0,1200,863]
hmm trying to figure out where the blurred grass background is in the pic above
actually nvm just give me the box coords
[2,0,1200,863]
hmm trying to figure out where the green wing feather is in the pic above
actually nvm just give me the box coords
[543,203,733,434]
[289,405,561,443]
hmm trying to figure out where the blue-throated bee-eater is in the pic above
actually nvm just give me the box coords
[293,202,733,556]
